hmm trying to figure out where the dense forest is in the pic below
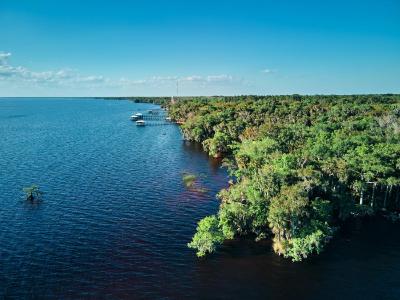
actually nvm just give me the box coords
[133,94,400,261]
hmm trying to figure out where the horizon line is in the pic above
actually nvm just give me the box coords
[1,93,400,99]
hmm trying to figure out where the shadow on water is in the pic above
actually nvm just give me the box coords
[182,140,224,174]
[193,217,400,300]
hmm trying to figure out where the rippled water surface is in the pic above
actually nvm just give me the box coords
[1,98,400,299]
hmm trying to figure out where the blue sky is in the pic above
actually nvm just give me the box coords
[0,0,399,96]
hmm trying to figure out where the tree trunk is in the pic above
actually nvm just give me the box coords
[384,185,389,209]
[388,185,393,209]
[371,183,376,208]
[396,186,400,209]
[359,176,365,205]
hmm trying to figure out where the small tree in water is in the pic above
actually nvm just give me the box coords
[23,185,43,202]
[182,173,197,188]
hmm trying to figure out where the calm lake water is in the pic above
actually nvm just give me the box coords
[1,98,400,299]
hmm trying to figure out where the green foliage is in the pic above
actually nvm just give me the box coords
[23,184,43,201]
[217,180,269,240]
[202,131,231,158]
[235,138,277,173]
[182,173,197,188]
[284,229,328,262]
[268,184,310,242]
[187,215,225,257]
[182,172,208,193]
[173,94,400,261]
[268,187,333,261]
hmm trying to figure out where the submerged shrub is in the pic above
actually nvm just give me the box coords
[23,184,43,202]
[182,172,208,193]
[182,173,197,188]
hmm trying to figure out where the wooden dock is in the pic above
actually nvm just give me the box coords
[139,122,175,126]
[142,115,169,121]
[131,111,176,126]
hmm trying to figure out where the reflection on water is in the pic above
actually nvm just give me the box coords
[182,140,224,174]
[193,217,400,299]
[0,98,399,299]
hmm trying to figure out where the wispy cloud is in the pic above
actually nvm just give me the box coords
[116,74,240,90]
[0,52,12,65]
[206,74,234,82]
[261,68,277,74]
[0,52,108,87]
[0,52,244,91]
[181,75,203,82]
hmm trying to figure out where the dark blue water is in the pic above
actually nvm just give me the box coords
[1,98,400,299]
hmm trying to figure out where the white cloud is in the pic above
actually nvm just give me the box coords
[206,74,233,82]
[0,52,11,65]
[150,76,178,81]
[118,77,147,86]
[181,75,203,82]
[261,68,277,74]
[0,51,245,92]
[117,74,239,87]
[0,52,108,87]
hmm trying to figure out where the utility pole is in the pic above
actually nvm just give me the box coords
[171,80,179,104]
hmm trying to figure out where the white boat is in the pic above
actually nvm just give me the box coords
[130,113,143,121]
[136,120,145,126]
